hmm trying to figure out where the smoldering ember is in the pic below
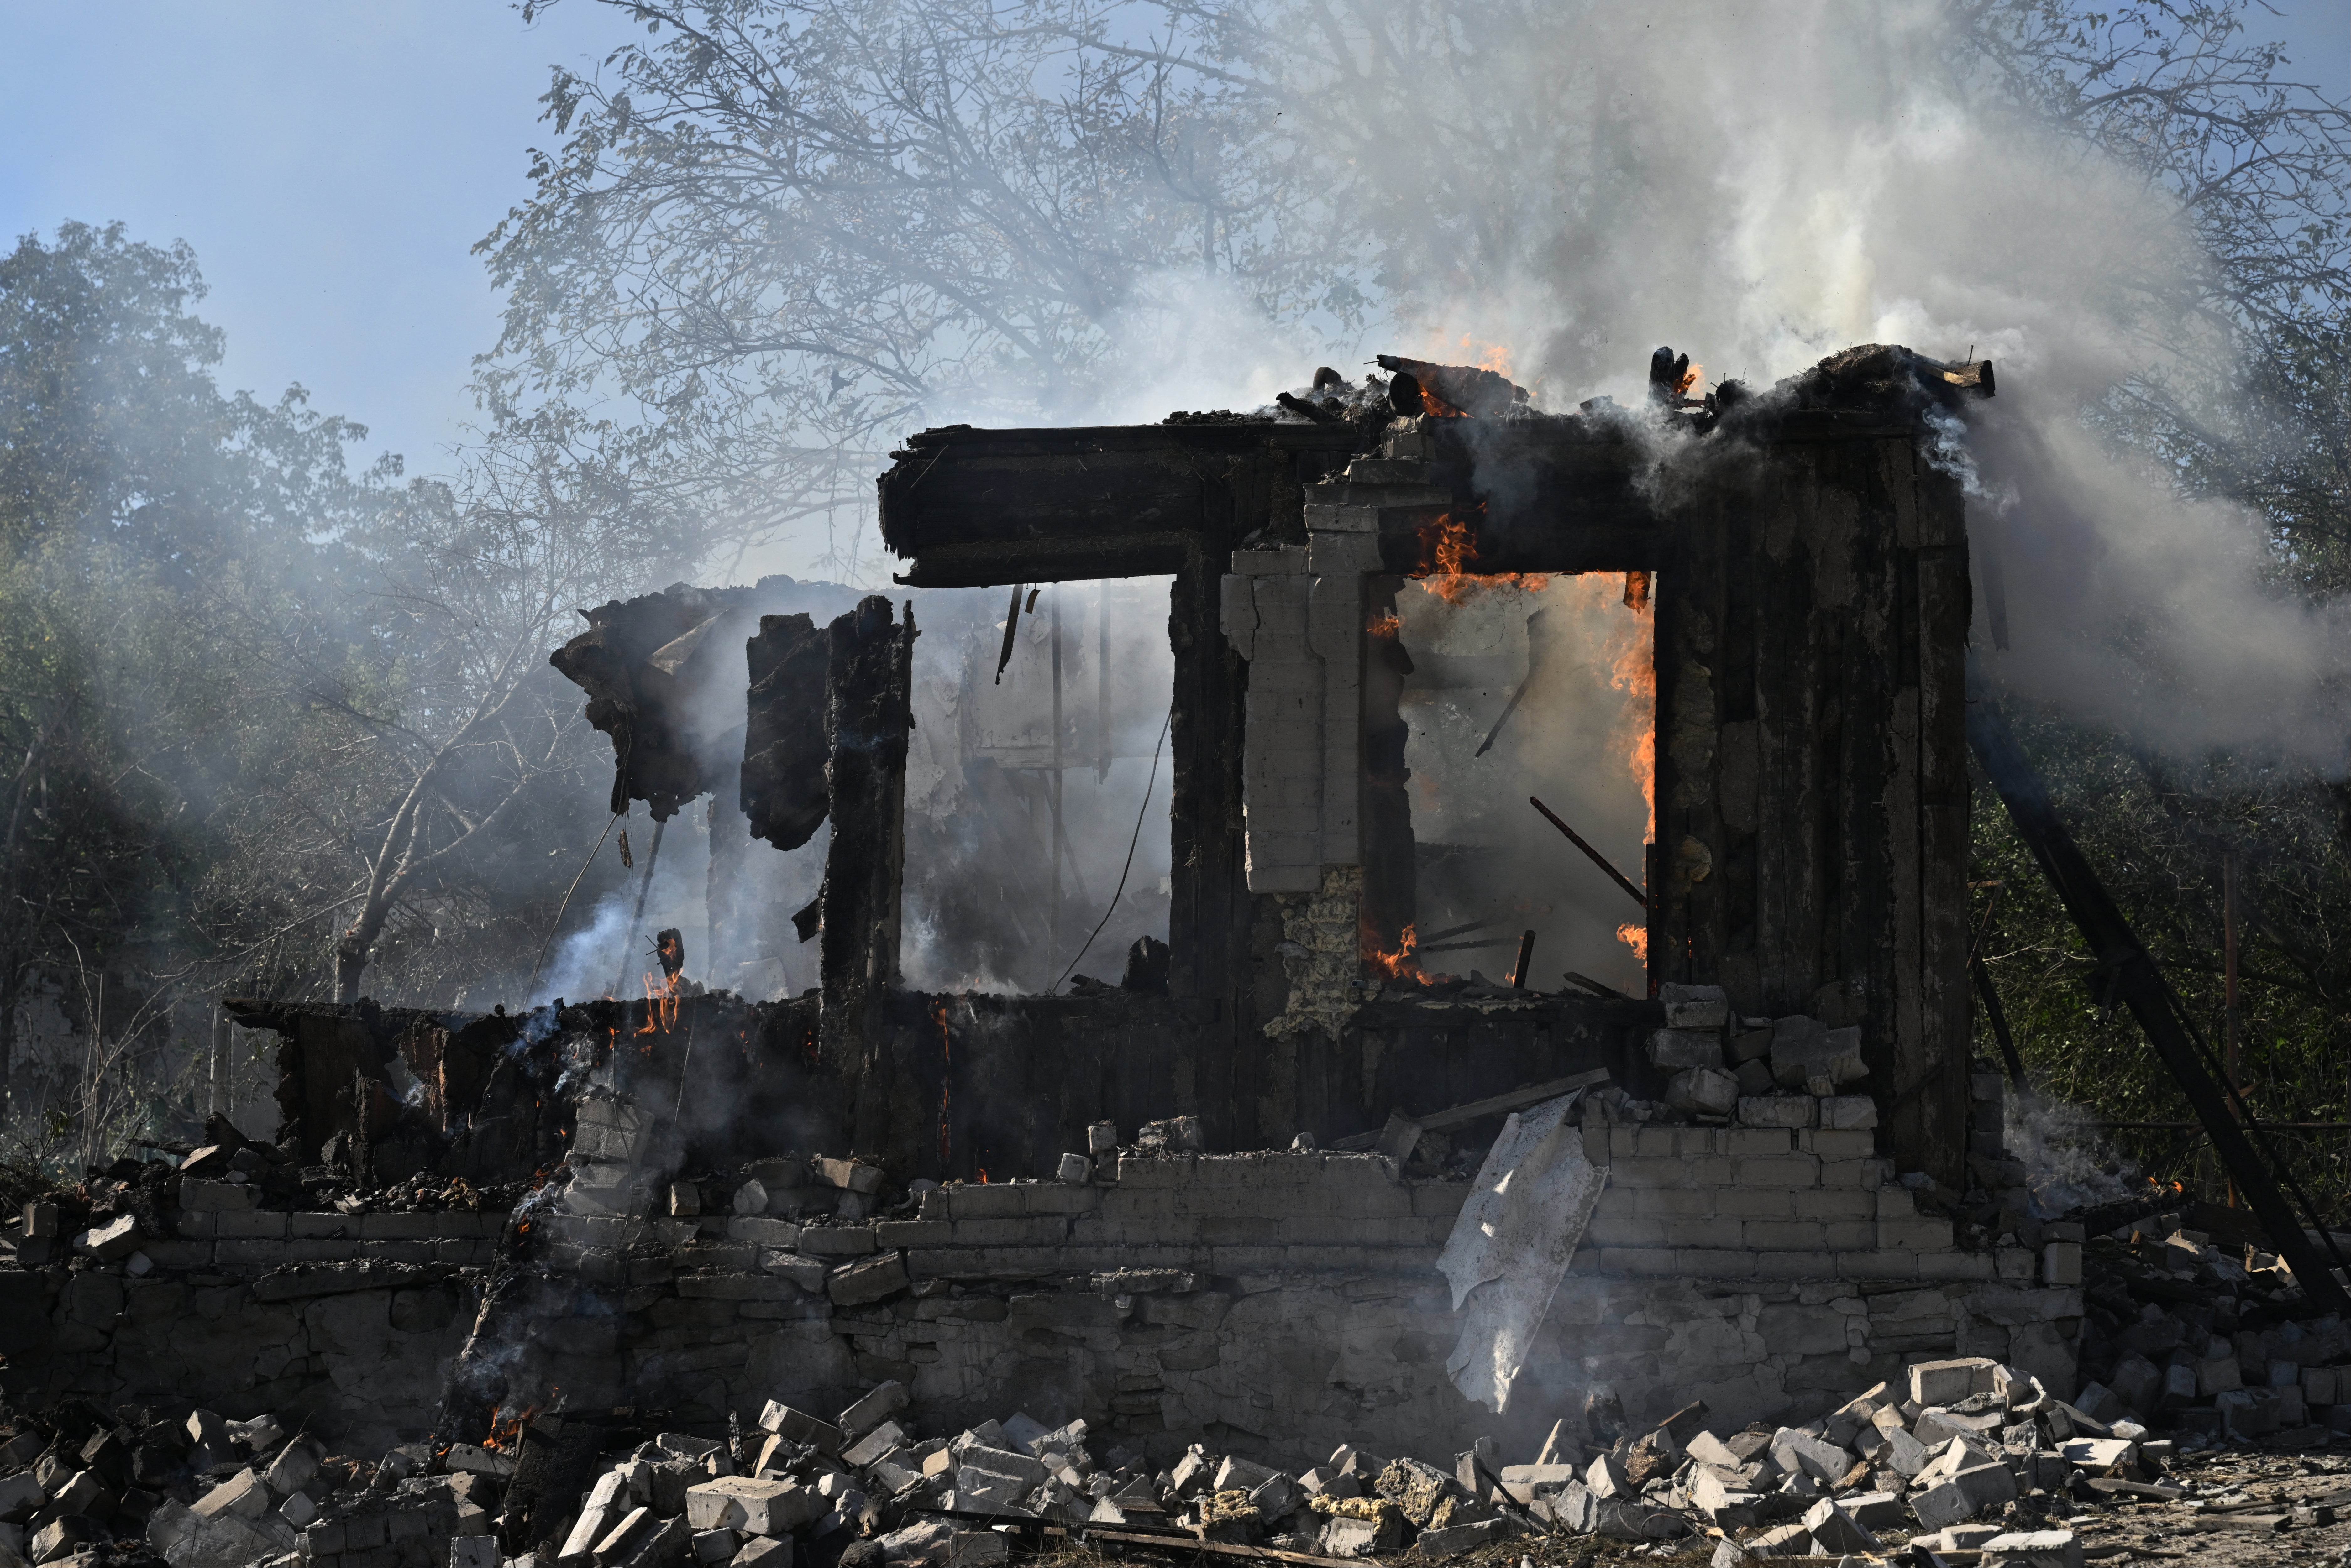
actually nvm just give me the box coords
[8,344,2350,1568]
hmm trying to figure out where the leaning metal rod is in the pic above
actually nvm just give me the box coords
[1529,796,1647,911]
[524,811,622,1003]
[611,818,667,999]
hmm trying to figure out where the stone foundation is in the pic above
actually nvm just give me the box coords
[3,1133,2077,1474]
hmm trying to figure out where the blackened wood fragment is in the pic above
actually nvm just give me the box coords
[740,611,831,850]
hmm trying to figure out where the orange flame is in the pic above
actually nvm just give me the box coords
[1411,510,1550,606]
[1367,921,1422,981]
[1366,611,1402,638]
[637,970,681,1035]
[1553,572,1656,963]
[483,1402,543,1452]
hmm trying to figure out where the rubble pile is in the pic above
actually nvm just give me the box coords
[0,1396,407,1568]
[326,1351,2276,1568]
[2074,1208,2351,1446]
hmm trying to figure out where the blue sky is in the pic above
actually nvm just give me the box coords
[0,2,633,478]
[2,1,2344,484]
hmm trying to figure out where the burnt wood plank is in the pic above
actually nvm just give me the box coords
[1912,501,1975,1187]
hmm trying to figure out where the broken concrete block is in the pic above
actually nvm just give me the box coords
[1840,1491,1903,1530]
[670,1183,702,1217]
[0,1474,41,1516]
[1582,1451,1627,1499]
[76,1214,139,1260]
[1978,1530,2083,1568]
[1659,984,1730,1029]
[1687,1468,1761,1528]
[262,1440,318,1497]
[192,1469,268,1521]
[756,1403,842,1451]
[1910,1462,2018,1531]
[842,1422,906,1469]
[278,1492,318,1530]
[1743,1523,1810,1557]
[1055,1153,1090,1183]
[1213,1457,1279,1493]
[960,1446,1047,1490]
[1647,1029,1723,1071]
[1909,1357,2000,1406]
[1766,1429,1848,1486]
[1736,1096,1815,1129]
[1682,1431,1741,1471]
[2058,1437,2136,1474]
[1802,1498,1879,1554]
[1666,1067,1740,1118]
[742,1481,818,1538]
[1821,1095,1878,1131]
[813,1158,884,1194]
[561,1474,632,1564]
[1727,1028,1773,1065]
[839,1381,910,1441]
[691,1529,739,1566]
[731,1538,791,1568]
[1318,1514,1400,1557]
[47,1470,106,1518]
[452,1537,501,1568]
[1593,1497,1685,1542]
[1085,1122,1118,1154]
[1732,1059,1775,1097]
[596,1507,655,1565]
[2198,1352,2244,1397]
[828,1252,909,1307]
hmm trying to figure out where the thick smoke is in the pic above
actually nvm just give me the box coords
[1312,0,2344,771]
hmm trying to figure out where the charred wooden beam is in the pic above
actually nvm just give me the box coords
[817,596,921,1161]
[1967,665,2348,1313]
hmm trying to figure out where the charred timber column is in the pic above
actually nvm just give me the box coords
[816,596,918,1158]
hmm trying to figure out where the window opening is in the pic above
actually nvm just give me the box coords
[1383,569,1654,994]
[900,579,1174,993]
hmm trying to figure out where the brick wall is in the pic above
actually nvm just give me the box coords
[2,1138,2077,1472]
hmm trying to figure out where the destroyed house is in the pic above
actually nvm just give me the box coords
[855,342,1986,1191]
[8,346,2093,1504]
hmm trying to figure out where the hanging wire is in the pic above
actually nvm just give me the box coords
[1051,709,1171,994]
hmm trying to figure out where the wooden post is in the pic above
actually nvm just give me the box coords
[2225,845,2242,1207]
[817,597,918,1160]
[210,1012,231,1117]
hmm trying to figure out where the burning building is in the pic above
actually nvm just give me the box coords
[10,343,2210,1568]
